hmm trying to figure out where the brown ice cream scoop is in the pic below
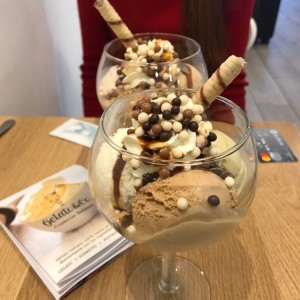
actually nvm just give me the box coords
[94,0,136,48]
[132,169,236,234]
[193,55,246,107]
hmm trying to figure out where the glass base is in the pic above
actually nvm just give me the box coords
[126,256,210,300]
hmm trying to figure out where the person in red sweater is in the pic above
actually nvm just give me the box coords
[77,0,255,117]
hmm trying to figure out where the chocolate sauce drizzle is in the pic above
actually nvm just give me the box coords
[112,154,126,208]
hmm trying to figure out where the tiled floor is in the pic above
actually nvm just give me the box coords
[245,0,300,128]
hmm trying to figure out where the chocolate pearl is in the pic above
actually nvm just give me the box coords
[116,69,123,75]
[152,124,162,136]
[149,113,159,124]
[141,102,152,113]
[153,55,161,63]
[171,105,180,115]
[172,98,181,106]
[159,147,170,159]
[142,96,151,103]
[119,214,133,228]
[173,51,179,59]
[151,103,161,114]
[160,131,172,141]
[109,90,118,98]
[147,57,154,63]
[132,45,139,52]
[207,132,217,142]
[201,113,208,121]
[154,45,161,52]
[183,109,193,119]
[160,100,169,108]
[132,104,141,110]
[131,109,141,120]
[181,117,191,129]
[189,121,199,132]
[141,150,151,158]
[208,195,220,206]
[162,110,172,120]
[143,172,158,183]
[142,121,152,131]
[159,167,170,178]
[142,66,148,74]
[139,81,148,89]
[210,168,228,179]
[115,78,122,86]
[127,128,135,135]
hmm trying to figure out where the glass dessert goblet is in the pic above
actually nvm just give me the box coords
[96,32,208,110]
[89,88,257,299]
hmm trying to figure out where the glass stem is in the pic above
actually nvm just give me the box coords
[158,252,179,294]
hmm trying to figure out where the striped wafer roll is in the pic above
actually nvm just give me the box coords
[193,55,246,107]
[94,0,136,48]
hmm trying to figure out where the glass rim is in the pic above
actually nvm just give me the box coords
[100,89,251,166]
[103,32,203,66]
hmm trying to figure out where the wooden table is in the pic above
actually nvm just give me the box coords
[0,116,299,300]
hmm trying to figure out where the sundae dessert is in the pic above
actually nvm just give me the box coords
[91,55,255,251]
[94,0,207,109]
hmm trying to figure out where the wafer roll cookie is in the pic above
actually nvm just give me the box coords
[94,0,136,48]
[193,55,246,107]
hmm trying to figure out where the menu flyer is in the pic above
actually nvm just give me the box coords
[0,164,133,299]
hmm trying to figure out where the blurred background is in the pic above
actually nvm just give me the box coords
[0,0,298,127]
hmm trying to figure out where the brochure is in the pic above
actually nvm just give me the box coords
[0,164,133,299]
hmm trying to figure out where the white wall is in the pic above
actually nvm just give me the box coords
[43,0,83,117]
[0,0,83,117]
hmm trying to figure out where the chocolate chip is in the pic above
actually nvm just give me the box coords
[189,121,199,132]
[207,195,220,206]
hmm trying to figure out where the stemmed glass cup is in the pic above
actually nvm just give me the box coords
[89,88,257,299]
[96,33,208,110]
